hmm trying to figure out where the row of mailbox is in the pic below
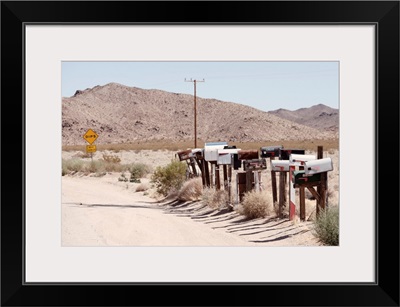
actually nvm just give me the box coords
[177,142,333,175]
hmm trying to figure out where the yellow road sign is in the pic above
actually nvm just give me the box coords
[83,129,98,145]
[86,145,97,153]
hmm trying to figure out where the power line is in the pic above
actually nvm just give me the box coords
[184,78,205,148]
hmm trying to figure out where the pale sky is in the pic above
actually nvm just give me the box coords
[62,61,339,112]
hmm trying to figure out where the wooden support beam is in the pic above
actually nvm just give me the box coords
[223,165,228,191]
[300,187,306,221]
[271,156,277,204]
[279,171,285,218]
[307,186,321,203]
[204,161,210,187]
[246,170,253,193]
[215,164,221,190]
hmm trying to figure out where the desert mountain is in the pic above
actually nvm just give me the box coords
[62,82,338,146]
[268,104,339,132]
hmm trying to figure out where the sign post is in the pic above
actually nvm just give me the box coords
[83,129,98,162]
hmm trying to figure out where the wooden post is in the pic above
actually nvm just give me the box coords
[271,156,277,204]
[190,157,197,176]
[199,159,206,187]
[204,161,211,187]
[318,172,327,214]
[215,164,221,190]
[279,172,285,218]
[317,146,323,215]
[289,165,296,221]
[300,187,306,221]
[223,165,228,191]
[254,171,260,192]
[283,172,287,204]
[227,165,232,207]
[246,170,253,193]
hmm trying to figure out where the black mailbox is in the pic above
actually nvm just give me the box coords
[279,149,305,160]
[260,145,283,158]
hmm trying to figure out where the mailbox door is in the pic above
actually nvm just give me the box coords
[293,171,321,185]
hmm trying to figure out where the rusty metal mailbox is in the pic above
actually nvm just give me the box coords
[237,149,259,160]
[260,145,283,158]
[293,170,322,185]
[177,149,193,161]
[279,149,305,160]
[217,148,240,165]
[204,141,228,161]
[243,158,267,171]
[271,159,290,172]
[304,157,333,175]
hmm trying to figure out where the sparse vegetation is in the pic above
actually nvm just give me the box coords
[128,162,152,182]
[240,190,273,219]
[62,138,339,153]
[201,187,229,209]
[150,160,187,196]
[102,153,121,163]
[312,205,339,246]
[177,177,203,201]
[62,157,151,177]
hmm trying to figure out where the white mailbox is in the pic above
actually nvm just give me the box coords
[217,148,240,165]
[204,142,228,161]
[304,157,333,175]
[271,160,290,172]
[289,154,316,165]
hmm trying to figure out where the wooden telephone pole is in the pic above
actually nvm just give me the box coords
[185,78,205,148]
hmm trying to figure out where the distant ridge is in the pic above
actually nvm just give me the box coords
[62,82,338,145]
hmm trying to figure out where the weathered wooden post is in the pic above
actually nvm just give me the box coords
[303,157,333,217]
[217,147,240,204]
[317,146,323,214]
[292,157,333,221]
[271,159,290,218]
[289,153,316,221]
[260,146,283,203]
[204,141,228,189]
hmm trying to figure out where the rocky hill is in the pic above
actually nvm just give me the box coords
[62,82,338,146]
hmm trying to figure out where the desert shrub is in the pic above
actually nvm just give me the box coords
[178,177,203,201]
[240,190,272,219]
[150,160,187,196]
[102,153,121,163]
[128,163,152,182]
[62,158,85,174]
[312,205,339,246]
[201,187,229,209]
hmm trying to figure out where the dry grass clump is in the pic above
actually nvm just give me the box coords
[177,177,203,201]
[201,188,229,209]
[312,205,339,246]
[240,190,273,219]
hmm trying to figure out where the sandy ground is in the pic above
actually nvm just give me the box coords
[62,149,339,247]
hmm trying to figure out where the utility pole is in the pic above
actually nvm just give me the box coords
[185,78,205,148]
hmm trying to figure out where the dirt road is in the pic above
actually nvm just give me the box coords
[62,173,321,247]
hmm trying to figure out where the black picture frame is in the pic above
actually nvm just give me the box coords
[1,1,399,306]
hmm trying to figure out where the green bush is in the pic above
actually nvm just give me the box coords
[128,163,152,181]
[150,160,187,196]
[312,206,339,246]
